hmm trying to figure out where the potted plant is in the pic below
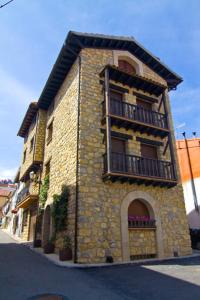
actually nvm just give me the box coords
[59,236,72,261]
[43,236,55,254]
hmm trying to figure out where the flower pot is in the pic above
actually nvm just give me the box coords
[33,239,41,248]
[59,248,72,261]
[43,243,55,254]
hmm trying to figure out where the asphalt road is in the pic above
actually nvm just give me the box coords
[0,229,200,300]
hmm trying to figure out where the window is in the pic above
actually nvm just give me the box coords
[141,143,157,160]
[47,121,53,144]
[118,59,136,76]
[23,150,27,163]
[48,100,54,117]
[30,137,34,152]
[45,161,50,177]
[136,98,152,111]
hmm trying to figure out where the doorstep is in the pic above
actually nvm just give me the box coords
[27,245,200,269]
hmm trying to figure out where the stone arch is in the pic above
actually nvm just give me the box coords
[113,50,144,76]
[120,190,164,261]
[42,205,51,246]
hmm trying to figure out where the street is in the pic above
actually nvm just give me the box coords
[0,229,200,300]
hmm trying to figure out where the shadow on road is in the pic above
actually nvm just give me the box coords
[0,240,200,300]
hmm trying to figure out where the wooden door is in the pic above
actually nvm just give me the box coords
[112,137,126,153]
[136,98,152,110]
[111,138,126,172]
[28,208,37,241]
[141,143,158,159]
[110,90,123,115]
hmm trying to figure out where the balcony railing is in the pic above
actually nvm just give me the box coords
[128,219,156,228]
[16,186,30,205]
[109,99,167,129]
[103,152,176,182]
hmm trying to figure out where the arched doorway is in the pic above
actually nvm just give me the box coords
[121,191,164,261]
[42,205,51,247]
[128,199,156,260]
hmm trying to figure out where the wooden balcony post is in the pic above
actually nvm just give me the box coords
[105,67,112,173]
[162,90,177,180]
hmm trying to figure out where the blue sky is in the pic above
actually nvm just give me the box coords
[0,0,200,179]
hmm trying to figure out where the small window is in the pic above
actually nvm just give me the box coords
[23,150,27,163]
[47,121,53,144]
[118,59,136,75]
[30,137,34,152]
[45,161,50,176]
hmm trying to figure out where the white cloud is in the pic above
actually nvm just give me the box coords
[0,68,36,105]
[0,167,18,180]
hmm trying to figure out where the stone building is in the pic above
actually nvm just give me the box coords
[17,31,191,263]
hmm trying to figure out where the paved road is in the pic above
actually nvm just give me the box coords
[0,229,200,300]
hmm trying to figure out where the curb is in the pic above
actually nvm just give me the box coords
[27,245,200,269]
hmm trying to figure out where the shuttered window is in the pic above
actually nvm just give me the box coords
[118,60,136,75]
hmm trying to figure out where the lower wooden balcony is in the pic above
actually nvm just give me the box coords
[16,185,39,209]
[103,152,177,188]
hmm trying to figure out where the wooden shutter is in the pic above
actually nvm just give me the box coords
[136,98,152,110]
[110,90,123,101]
[112,138,126,153]
[141,143,157,159]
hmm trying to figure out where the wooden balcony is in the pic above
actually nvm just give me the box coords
[102,99,169,138]
[103,152,177,188]
[16,185,39,209]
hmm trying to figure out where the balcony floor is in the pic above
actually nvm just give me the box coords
[103,172,177,188]
[102,115,169,138]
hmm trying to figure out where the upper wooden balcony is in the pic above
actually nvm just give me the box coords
[102,99,169,138]
[103,152,177,188]
[16,183,39,209]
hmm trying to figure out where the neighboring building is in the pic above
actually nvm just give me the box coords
[16,31,191,263]
[0,183,16,223]
[176,137,200,229]
[0,189,11,220]
[16,102,46,241]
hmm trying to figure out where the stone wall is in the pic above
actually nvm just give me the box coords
[129,229,156,257]
[76,47,191,263]
[42,57,80,251]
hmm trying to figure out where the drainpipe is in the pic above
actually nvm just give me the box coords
[182,132,199,214]
[74,55,81,263]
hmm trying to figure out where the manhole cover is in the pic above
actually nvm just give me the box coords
[28,294,69,300]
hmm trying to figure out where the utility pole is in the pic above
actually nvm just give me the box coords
[182,132,199,214]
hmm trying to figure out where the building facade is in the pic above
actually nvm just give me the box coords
[16,32,191,263]
[176,137,200,229]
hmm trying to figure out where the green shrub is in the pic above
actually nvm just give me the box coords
[52,185,69,233]
[39,175,49,209]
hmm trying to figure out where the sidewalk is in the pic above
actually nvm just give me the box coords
[2,228,200,268]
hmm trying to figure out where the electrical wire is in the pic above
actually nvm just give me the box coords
[0,0,14,9]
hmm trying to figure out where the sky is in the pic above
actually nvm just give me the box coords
[0,0,200,180]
